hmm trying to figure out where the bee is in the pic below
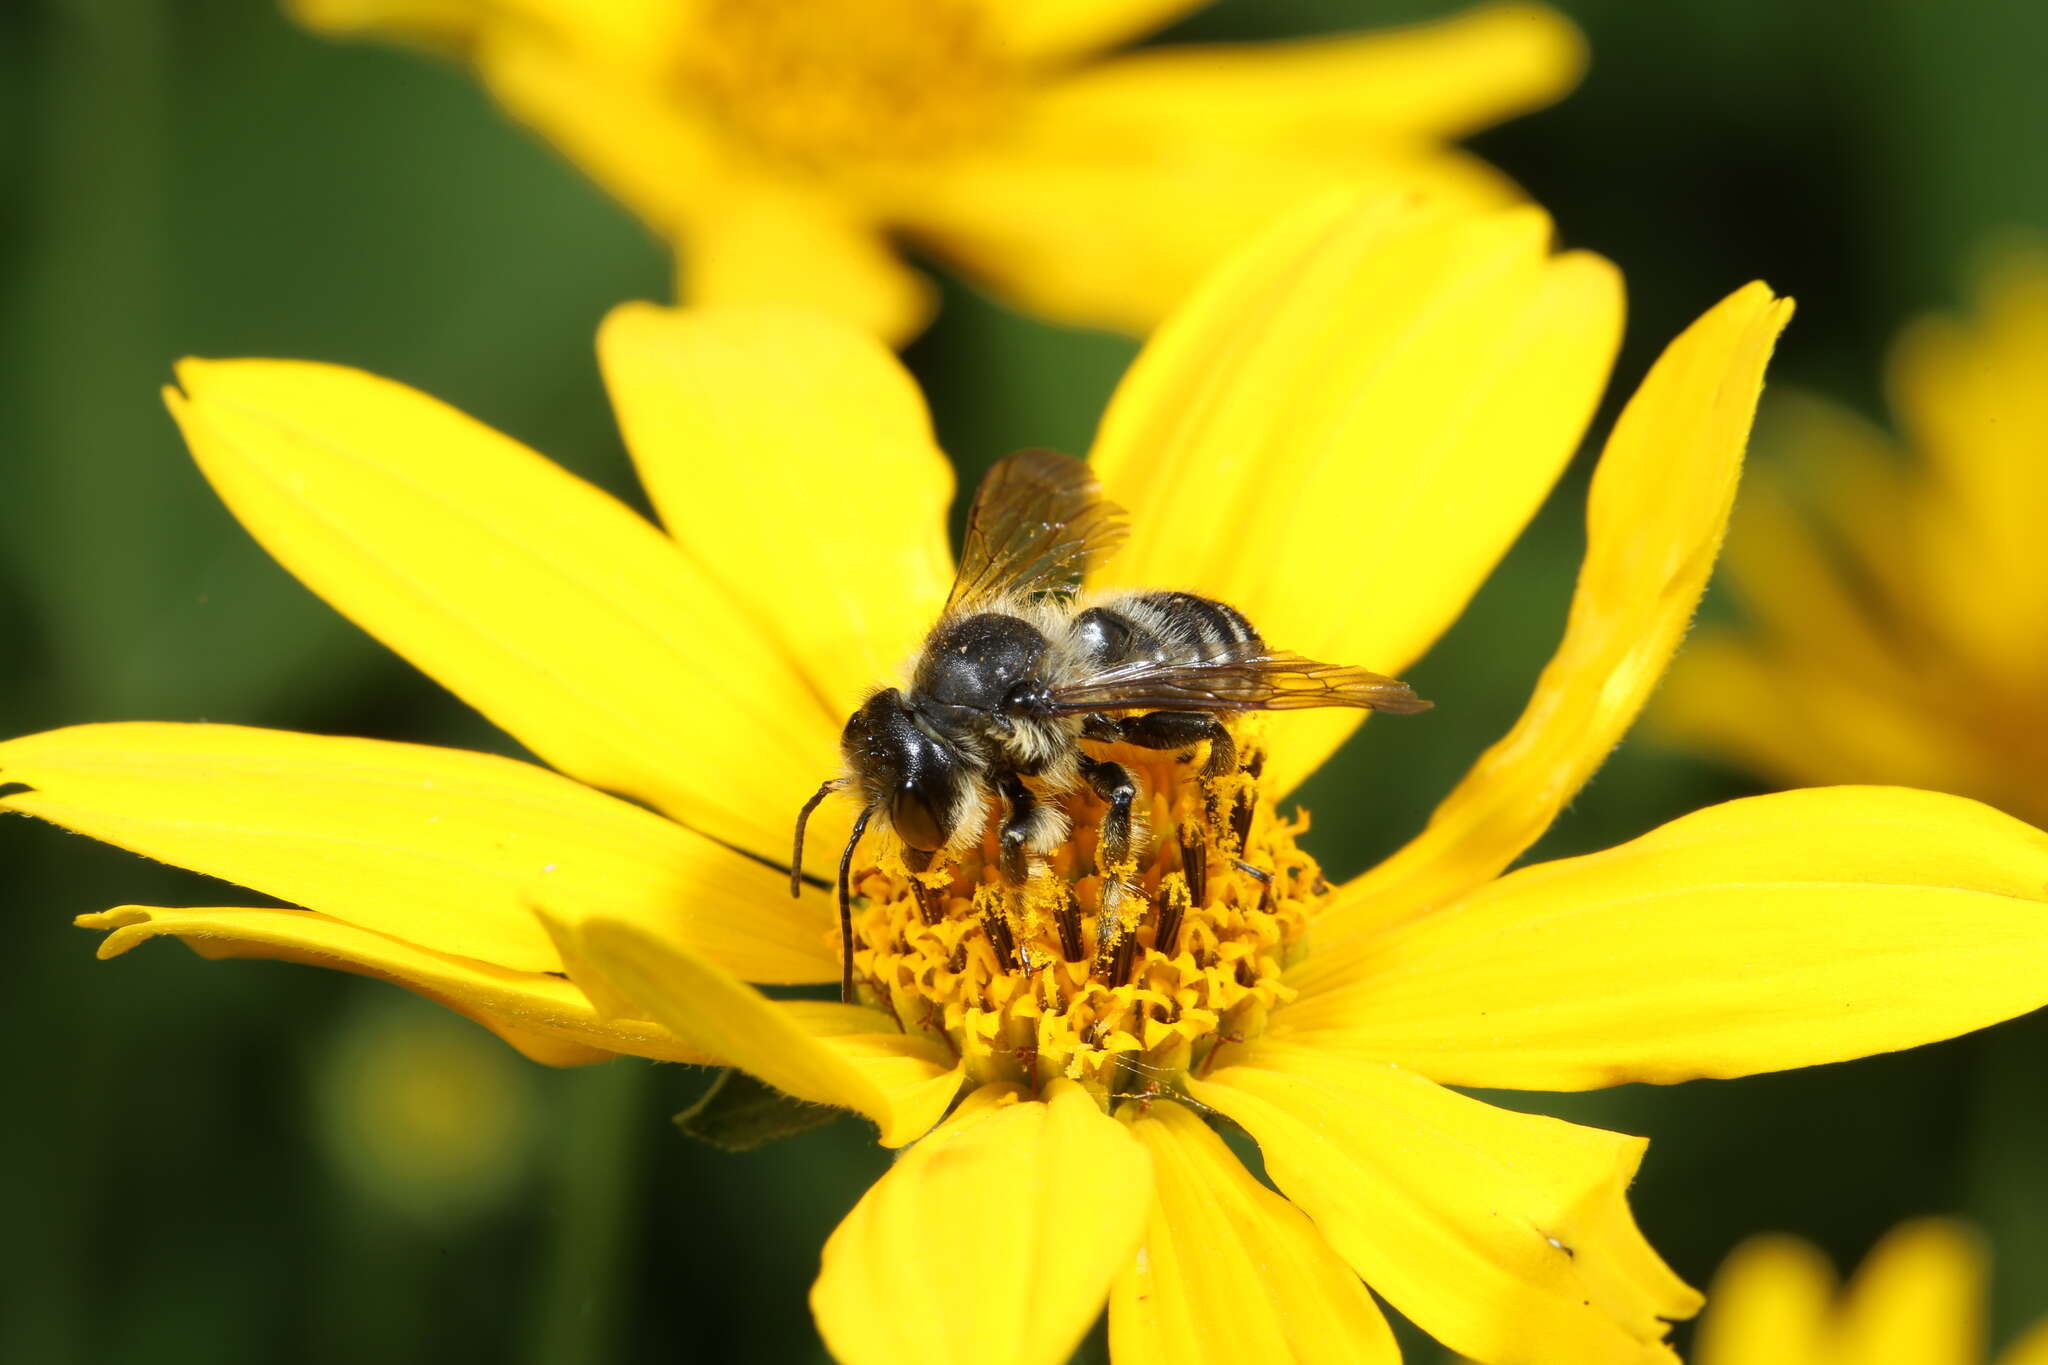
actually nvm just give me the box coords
[794,449,1429,1002]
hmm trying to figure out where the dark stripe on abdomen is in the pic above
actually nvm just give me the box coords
[1131,591,1261,653]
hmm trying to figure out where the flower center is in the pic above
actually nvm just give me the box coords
[847,731,1324,1103]
[684,0,1015,168]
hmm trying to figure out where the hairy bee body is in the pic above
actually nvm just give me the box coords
[878,589,1264,856]
[797,449,1425,1001]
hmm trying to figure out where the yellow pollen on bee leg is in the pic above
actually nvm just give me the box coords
[682,0,1017,168]
[845,732,1319,1106]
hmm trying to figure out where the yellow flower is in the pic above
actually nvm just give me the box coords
[1658,246,2048,830]
[309,993,537,1225]
[286,0,1585,342]
[1693,1220,2048,1365]
[12,196,2048,1365]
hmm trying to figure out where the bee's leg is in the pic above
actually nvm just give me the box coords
[992,772,1044,970]
[1084,711,1240,837]
[1083,711,1237,779]
[1079,756,1141,981]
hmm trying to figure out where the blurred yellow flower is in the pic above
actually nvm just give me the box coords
[12,197,2048,1365]
[1658,247,2048,829]
[1694,1220,2048,1365]
[287,0,1584,341]
[310,992,537,1224]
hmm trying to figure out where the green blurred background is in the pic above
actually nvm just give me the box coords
[5,0,2045,1360]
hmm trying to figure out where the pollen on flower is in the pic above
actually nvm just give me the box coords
[684,0,1016,167]
[845,734,1321,1103]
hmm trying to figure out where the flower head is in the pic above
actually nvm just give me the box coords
[1659,244,2048,830]
[13,197,2048,1365]
[1695,1220,2048,1365]
[286,0,1585,341]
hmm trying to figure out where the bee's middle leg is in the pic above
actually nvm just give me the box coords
[1080,755,1141,977]
[992,772,1055,969]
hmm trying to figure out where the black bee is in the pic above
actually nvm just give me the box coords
[794,450,1429,1001]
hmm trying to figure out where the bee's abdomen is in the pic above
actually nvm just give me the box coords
[1074,590,1261,668]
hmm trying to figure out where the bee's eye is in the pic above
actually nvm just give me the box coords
[891,785,947,852]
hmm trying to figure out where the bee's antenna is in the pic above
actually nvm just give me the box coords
[836,805,876,1006]
[791,778,844,897]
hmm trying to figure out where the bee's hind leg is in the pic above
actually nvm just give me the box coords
[1083,710,1236,779]
[1079,756,1142,982]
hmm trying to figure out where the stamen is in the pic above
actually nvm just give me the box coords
[1154,875,1192,959]
[1178,824,1208,907]
[1054,884,1085,963]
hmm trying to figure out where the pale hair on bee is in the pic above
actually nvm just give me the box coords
[794,449,1430,1002]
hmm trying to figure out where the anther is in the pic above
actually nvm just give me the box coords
[1177,824,1208,907]
[983,907,1020,973]
[1108,931,1139,988]
[909,877,943,926]
[1230,786,1256,854]
[1154,875,1191,959]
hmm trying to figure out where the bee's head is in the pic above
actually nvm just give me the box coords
[840,688,967,853]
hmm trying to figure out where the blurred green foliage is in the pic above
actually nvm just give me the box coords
[4,1,2045,1361]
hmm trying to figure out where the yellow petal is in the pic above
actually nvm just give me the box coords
[1318,282,1791,940]
[813,1081,1151,1365]
[1889,246,2048,682]
[1653,633,1980,798]
[910,5,1581,335]
[285,0,488,50]
[165,357,839,870]
[1188,1041,1697,1365]
[494,7,938,337]
[1836,1220,1984,1365]
[1690,1235,1835,1365]
[985,0,1212,66]
[2001,1319,2048,1365]
[598,303,953,716]
[80,905,713,1067]
[561,914,959,1147]
[683,178,937,346]
[0,722,833,981]
[1285,787,2048,1090]
[1109,1099,1397,1365]
[474,21,720,238]
[903,132,1520,338]
[1086,195,1622,794]
[1038,4,1583,140]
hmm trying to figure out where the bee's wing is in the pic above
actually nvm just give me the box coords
[1043,643,1430,716]
[946,449,1129,612]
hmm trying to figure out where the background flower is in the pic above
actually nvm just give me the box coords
[1693,1220,2048,1365]
[286,0,1585,341]
[1658,244,2048,831]
[7,1,2048,1362]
